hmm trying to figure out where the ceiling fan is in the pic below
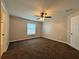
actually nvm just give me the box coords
[35,12,52,21]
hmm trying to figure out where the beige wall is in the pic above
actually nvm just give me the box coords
[43,17,68,43]
[10,16,42,42]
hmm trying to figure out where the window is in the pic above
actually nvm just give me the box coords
[27,23,36,35]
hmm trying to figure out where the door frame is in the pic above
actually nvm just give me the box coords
[67,10,79,45]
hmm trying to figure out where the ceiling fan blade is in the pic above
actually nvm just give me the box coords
[45,16,52,18]
[36,18,40,20]
[35,15,41,17]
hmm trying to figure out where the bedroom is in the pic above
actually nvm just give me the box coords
[0,0,79,59]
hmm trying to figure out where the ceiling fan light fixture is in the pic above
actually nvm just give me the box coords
[40,17,45,22]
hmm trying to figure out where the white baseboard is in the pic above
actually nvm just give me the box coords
[43,37,69,44]
[9,36,42,42]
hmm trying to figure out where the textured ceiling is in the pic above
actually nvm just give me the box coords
[5,0,79,21]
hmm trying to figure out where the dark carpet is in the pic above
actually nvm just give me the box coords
[1,37,79,59]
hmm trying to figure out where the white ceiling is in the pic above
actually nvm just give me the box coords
[5,0,79,21]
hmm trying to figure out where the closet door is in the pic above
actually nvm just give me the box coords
[1,2,9,56]
[70,14,79,50]
[1,2,6,56]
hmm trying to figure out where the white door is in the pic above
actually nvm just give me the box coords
[1,2,6,56]
[70,14,79,50]
[1,2,9,56]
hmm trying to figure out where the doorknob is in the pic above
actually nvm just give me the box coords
[71,33,73,35]
[2,34,4,36]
